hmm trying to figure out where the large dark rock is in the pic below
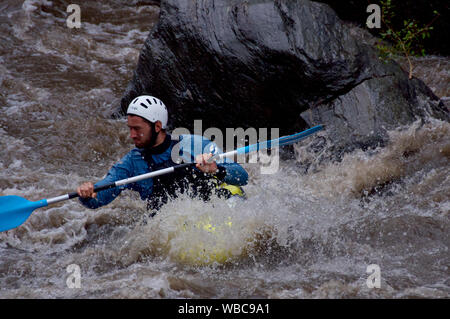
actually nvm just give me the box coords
[117,0,448,154]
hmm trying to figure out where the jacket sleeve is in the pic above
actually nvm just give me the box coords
[216,161,248,186]
[205,138,248,186]
[178,134,249,186]
[78,153,134,209]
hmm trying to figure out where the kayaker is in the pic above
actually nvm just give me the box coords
[77,95,248,212]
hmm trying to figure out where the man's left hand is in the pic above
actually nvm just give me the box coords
[195,153,218,174]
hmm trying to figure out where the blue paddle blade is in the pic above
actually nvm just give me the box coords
[0,195,48,232]
[236,125,323,155]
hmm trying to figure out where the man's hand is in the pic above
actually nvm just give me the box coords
[195,153,218,174]
[77,182,97,199]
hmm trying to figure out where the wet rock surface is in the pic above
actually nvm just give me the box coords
[118,0,448,154]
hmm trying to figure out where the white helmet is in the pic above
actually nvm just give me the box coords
[127,95,168,129]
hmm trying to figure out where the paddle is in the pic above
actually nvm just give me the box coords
[209,124,324,162]
[0,125,323,232]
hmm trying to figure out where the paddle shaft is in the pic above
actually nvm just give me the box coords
[210,125,323,162]
[47,125,322,205]
[46,163,194,205]
[0,125,324,232]
[5,122,319,256]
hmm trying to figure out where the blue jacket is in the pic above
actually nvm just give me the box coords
[79,134,248,209]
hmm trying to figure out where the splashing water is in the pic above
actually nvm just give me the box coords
[0,0,449,298]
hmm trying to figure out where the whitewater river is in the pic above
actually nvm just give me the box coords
[0,1,449,298]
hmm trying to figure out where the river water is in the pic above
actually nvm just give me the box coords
[0,0,449,299]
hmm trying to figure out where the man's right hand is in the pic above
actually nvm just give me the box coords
[77,182,97,199]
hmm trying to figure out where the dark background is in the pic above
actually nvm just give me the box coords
[316,0,449,56]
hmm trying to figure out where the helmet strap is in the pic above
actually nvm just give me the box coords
[149,121,158,148]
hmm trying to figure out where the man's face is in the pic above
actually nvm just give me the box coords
[127,115,152,148]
